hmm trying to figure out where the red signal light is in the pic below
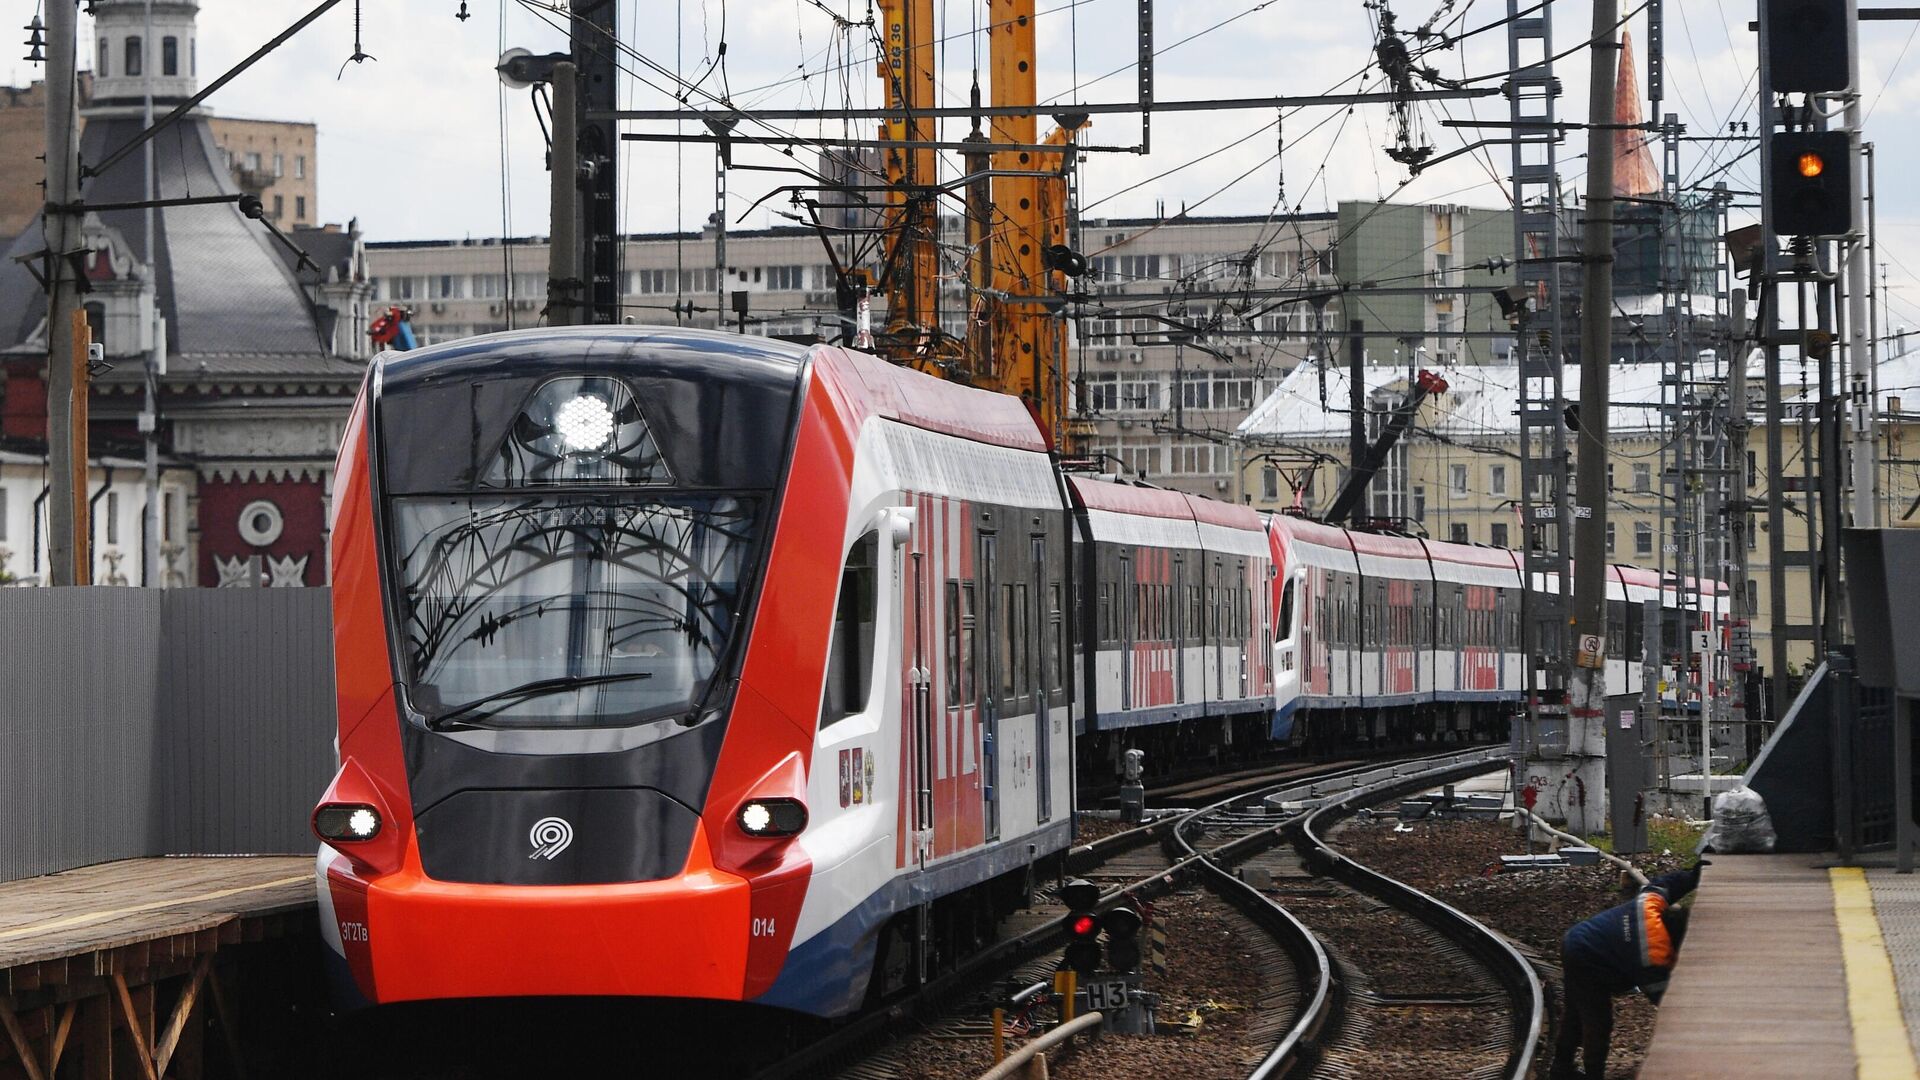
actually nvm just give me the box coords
[1071,914,1098,936]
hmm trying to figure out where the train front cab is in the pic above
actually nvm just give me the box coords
[318,329,824,1010]
[315,328,1072,1017]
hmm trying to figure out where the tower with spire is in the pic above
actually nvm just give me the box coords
[88,0,200,108]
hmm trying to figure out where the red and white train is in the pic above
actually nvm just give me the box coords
[312,326,1715,1018]
[1269,516,1727,746]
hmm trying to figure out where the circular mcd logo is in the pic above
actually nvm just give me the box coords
[528,816,574,860]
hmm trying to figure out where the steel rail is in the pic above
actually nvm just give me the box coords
[753,749,1486,1080]
[1293,753,1547,1080]
[1169,745,1511,1079]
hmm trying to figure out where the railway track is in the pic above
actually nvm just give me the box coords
[766,746,1542,1080]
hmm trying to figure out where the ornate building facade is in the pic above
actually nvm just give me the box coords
[0,0,371,586]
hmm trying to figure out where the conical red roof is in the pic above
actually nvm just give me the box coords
[1614,31,1661,198]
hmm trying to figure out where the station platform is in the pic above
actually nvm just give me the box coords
[0,856,314,1080]
[1638,854,1920,1079]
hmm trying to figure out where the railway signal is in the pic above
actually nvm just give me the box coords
[1061,879,1104,978]
[1762,0,1853,93]
[1767,131,1854,237]
[1103,906,1145,973]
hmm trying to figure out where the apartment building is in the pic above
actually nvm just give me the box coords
[207,116,317,228]
[365,200,1512,498]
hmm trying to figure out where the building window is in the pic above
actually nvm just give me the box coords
[1490,464,1507,497]
[295,196,306,220]
[164,490,179,543]
[1633,462,1651,493]
[1607,521,1617,554]
[244,151,261,172]
[1262,467,1279,500]
[273,153,285,177]
[272,194,284,219]
[295,154,308,179]
[98,36,110,76]
[0,487,7,541]
[106,492,120,545]
[1413,484,1426,521]
[1450,463,1469,495]
[191,38,196,76]
[125,36,142,77]
[162,36,178,76]
[1450,522,1469,544]
[1635,521,1653,557]
[1491,522,1509,548]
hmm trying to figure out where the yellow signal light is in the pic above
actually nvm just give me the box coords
[1798,151,1826,178]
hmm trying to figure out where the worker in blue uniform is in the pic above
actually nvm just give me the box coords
[1552,863,1705,1079]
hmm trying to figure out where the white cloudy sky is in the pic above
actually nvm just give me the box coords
[10,0,1920,331]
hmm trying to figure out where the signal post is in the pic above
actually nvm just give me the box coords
[1755,0,1863,715]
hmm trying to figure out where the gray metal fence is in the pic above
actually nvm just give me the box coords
[0,587,336,882]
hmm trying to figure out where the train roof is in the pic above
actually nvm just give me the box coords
[822,346,1049,453]
[1067,475,1264,533]
[1068,475,1201,522]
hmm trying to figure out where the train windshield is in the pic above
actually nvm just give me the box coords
[389,494,760,729]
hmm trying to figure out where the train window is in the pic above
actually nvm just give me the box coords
[1001,584,1019,699]
[945,581,962,705]
[1277,581,1295,643]
[944,580,967,707]
[820,533,879,728]
[1099,583,1113,644]
[392,494,758,731]
[1016,583,1031,698]
[1049,583,1065,694]
[961,583,977,703]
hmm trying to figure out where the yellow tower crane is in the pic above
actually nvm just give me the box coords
[873,0,1086,451]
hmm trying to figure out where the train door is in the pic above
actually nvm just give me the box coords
[910,552,934,866]
[1029,533,1051,825]
[1210,557,1226,705]
[1172,554,1187,708]
[978,531,1000,844]
[1118,549,1133,711]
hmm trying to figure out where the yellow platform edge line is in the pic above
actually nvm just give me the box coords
[1831,866,1920,1080]
[0,875,310,943]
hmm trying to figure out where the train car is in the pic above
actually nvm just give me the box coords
[1274,509,1729,749]
[1420,537,1524,734]
[1067,475,1273,768]
[314,326,1074,1018]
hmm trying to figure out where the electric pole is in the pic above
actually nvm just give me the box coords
[1566,0,1622,834]
[143,0,162,588]
[572,3,619,324]
[43,0,84,586]
[548,62,581,327]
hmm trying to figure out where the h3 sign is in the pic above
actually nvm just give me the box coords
[1084,978,1132,1013]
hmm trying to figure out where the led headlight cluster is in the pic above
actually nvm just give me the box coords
[314,803,382,842]
[737,798,808,838]
[553,393,616,453]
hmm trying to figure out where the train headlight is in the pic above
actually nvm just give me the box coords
[489,376,673,485]
[314,803,382,842]
[737,798,807,838]
[554,393,615,453]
